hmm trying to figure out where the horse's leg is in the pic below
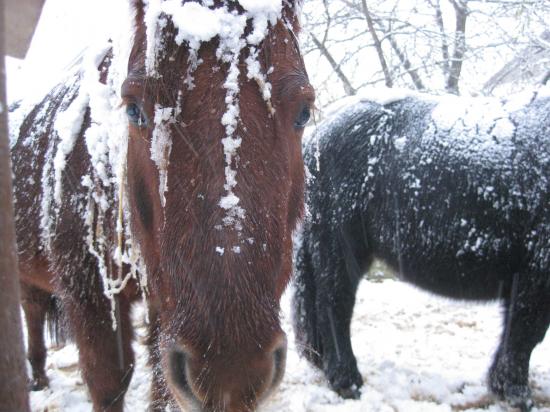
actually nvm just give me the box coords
[147,305,169,411]
[314,224,366,399]
[62,272,134,412]
[489,273,550,411]
[20,283,50,390]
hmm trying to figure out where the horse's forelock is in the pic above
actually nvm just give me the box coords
[130,0,303,17]
[127,0,303,106]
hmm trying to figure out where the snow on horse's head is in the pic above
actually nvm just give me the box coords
[125,1,314,410]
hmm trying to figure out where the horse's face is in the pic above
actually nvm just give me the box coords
[124,2,313,410]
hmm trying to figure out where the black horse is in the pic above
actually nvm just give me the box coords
[292,90,550,411]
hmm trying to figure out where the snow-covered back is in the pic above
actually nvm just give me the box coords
[323,87,419,120]
[304,85,550,273]
[317,85,548,145]
[9,0,144,329]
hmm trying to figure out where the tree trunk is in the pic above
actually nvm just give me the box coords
[384,29,425,91]
[0,1,31,410]
[432,0,451,77]
[361,0,393,88]
[446,0,468,95]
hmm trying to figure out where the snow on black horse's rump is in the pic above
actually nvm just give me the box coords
[292,89,550,411]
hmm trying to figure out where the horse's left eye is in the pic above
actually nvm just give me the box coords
[126,103,148,128]
[294,105,311,129]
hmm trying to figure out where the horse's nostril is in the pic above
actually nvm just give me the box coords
[169,348,190,393]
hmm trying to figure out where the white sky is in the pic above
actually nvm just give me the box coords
[5,0,118,103]
[7,0,547,106]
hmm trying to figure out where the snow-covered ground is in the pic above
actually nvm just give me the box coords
[8,2,548,412]
[29,279,550,412]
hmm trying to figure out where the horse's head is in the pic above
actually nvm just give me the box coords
[123,1,313,410]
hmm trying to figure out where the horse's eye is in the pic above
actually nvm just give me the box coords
[126,103,148,128]
[294,104,311,129]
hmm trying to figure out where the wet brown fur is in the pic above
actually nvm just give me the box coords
[12,1,312,411]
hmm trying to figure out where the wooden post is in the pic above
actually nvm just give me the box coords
[0,0,31,410]
[5,0,46,58]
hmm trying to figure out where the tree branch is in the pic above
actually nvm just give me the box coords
[361,0,393,88]
[446,0,468,94]
[430,0,451,77]
[372,18,425,91]
[310,33,357,96]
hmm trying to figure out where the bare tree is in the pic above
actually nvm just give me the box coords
[361,0,393,88]
[445,0,468,94]
[310,33,357,95]
[483,30,550,93]
[302,0,550,106]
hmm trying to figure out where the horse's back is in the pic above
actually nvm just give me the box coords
[10,70,87,287]
[304,92,550,299]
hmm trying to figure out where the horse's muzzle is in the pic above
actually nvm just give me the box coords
[167,334,287,412]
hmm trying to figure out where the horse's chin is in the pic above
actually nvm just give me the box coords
[161,343,283,412]
[167,384,263,412]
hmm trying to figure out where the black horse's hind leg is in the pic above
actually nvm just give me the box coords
[489,274,550,411]
[21,283,50,390]
[314,225,367,399]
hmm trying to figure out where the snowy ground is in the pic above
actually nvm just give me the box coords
[29,279,550,412]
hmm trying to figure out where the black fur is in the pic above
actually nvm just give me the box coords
[45,294,67,347]
[293,91,550,410]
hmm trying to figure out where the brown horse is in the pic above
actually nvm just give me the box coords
[10,1,314,411]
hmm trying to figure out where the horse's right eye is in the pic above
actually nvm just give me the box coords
[126,103,148,128]
[294,104,311,129]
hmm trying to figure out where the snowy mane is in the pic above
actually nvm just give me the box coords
[131,0,298,229]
